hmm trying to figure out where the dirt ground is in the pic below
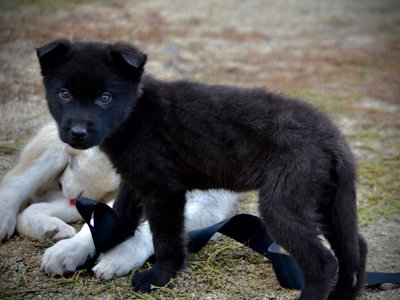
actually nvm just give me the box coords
[0,0,399,299]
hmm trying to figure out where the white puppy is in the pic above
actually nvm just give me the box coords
[0,122,120,242]
[0,121,238,279]
[0,122,71,242]
[42,190,237,280]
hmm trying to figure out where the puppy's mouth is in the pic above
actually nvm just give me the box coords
[69,191,84,201]
[62,186,84,201]
[62,134,100,150]
[67,142,94,150]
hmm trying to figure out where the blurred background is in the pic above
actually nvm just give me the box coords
[0,1,399,299]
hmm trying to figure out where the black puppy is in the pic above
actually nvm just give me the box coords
[37,40,367,300]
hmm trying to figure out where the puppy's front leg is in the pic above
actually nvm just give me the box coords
[112,182,143,233]
[0,122,68,241]
[131,190,186,292]
[41,223,95,275]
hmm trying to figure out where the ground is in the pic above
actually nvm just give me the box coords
[0,0,399,299]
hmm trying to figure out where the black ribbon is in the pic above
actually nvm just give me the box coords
[76,197,400,290]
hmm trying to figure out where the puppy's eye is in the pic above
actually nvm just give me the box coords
[59,89,72,102]
[96,92,112,105]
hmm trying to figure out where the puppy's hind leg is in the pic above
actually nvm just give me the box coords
[258,172,337,300]
[322,187,367,299]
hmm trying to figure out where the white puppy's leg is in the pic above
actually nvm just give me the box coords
[0,122,68,241]
[93,221,153,280]
[93,189,238,280]
[185,189,239,232]
[41,223,95,275]
[16,192,81,242]
[41,199,114,275]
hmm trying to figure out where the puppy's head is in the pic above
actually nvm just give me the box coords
[60,146,120,200]
[36,39,147,149]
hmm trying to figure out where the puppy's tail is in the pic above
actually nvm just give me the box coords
[325,150,367,299]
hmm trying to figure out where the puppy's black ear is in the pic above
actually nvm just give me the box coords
[36,39,71,74]
[110,42,147,75]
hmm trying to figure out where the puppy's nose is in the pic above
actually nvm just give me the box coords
[70,127,87,139]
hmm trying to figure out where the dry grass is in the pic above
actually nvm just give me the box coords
[0,0,399,299]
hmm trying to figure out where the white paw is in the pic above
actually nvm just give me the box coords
[92,238,147,280]
[93,231,153,280]
[0,210,16,241]
[41,237,94,275]
[43,217,76,242]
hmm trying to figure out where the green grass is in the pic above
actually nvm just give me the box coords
[0,0,98,13]
[0,140,26,156]
[288,89,362,116]
[346,126,399,226]
[357,154,400,226]
[0,235,299,299]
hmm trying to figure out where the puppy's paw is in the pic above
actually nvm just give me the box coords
[43,217,76,242]
[41,238,93,275]
[131,265,176,292]
[93,238,148,280]
[0,210,16,241]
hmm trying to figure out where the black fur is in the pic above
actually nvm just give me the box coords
[37,40,367,299]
